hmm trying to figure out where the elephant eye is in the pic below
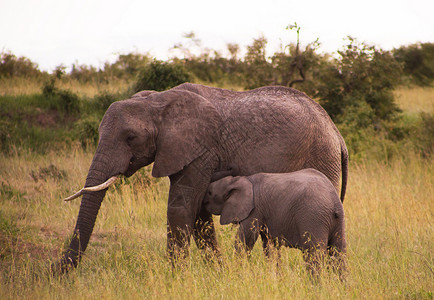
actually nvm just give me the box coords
[225,189,234,201]
[126,136,136,145]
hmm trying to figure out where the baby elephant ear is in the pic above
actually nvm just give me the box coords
[151,90,223,178]
[220,177,254,225]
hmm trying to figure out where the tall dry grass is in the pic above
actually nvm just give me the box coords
[0,77,131,97]
[1,144,432,299]
[394,86,434,115]
[0,77,46,96]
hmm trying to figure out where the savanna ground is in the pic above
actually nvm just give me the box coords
[0,81,433,299]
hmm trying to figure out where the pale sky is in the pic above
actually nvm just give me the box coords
[1,0,433,72]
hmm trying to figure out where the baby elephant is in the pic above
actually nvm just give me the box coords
[204,168,346,275]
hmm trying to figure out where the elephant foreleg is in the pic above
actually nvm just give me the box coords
[192,206,220,260]
[167,160,216,263]
[235,219,260,256]
[167,204,193,263]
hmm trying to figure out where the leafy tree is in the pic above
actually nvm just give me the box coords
[69,64,99,83]
[393,43,434,86]
[244,36,273,89]
[133,60,191,92]
[315,37,403,123]
[0,51,44,78]
[170,33,245,86]
[227,43,240,61]
[171,31,203,60]
[67,53,151,83]
[42,76,80,114]
[271,40,322,90]
[104,52,151,79]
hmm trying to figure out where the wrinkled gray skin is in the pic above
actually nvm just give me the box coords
[204,169,346,274]
[55,83,348,273]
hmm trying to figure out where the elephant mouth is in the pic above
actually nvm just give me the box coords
[124,155,154,177]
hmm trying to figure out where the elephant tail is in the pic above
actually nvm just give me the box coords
[340,142,348,203]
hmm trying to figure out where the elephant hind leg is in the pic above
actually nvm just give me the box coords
[300,232,327,280]
[302,247,326,280]
[327,231,347,279]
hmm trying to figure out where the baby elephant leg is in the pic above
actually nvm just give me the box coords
[301,232,327,279]
[235,219,260,255]
[328,231,347,280]
[260,229,281,264]
[260,230,271,257]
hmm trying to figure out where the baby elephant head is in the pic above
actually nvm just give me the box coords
[204,176,254,225]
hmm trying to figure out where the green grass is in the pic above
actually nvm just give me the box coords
[0,91,122,154]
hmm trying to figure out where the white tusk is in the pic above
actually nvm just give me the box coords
[63,176,119,201]
[82,176,118,192]
[63,190,84,201]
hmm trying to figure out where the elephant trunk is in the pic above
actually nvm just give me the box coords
[55,154,112,273]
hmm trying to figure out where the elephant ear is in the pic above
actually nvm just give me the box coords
[151,90,222,178]
[220,177,254,225]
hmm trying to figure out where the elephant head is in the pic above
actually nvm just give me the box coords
[56,89,222,273]
[204,176,254,225]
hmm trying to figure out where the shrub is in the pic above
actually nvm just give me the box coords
[316,37,403,123]
[74,115,100,149]
[393,43,434,86]
[411,112,434,157]
[0,51,44,78]
[133,60,191,93]
[0,119,12,153]
[243,36,274,89]
[69,63,99,83]
[42,78,80,114]
[0,117,72,154]
[30,164,67,182]
[104,53,151,79]
[93,91,121,111]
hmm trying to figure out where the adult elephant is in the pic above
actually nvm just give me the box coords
[55,83,348,272]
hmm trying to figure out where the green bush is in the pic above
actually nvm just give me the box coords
[104,53,151,79]
[93,91,121,111]
[243,36,274,89]
[133,60,191,92]
[74,115,100,149]
[316,37,402,123]
[0,51,45,78]
[410,113,434,157]
[0,119,12,153]
[42,78,80,114]
[393,43,434,86]
[0,118,72,154]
